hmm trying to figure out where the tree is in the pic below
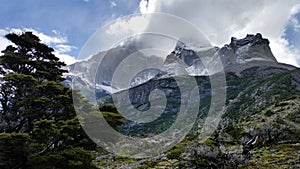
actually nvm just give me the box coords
[0,32,66,82]
[0,32,70,133]
[99,104,127,131]
[0,32,96,169]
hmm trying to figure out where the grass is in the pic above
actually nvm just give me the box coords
[240,144,300,168]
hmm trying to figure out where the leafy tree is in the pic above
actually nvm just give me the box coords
[99,104,127,131]
[0,32,66,82]
[0,32,96,169]
[0,32,71,133]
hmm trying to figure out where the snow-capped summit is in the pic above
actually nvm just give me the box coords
[64,33,296,94]
[174,38,214,54]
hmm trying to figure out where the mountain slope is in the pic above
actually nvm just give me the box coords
[89,34,300,168]
[65,33,299,168]
[95,66,300,169]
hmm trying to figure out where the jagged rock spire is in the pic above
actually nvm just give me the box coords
[229,33,270,48]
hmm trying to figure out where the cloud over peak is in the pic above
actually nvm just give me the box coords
[136,0,300,66]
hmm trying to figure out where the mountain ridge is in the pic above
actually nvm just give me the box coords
[66,33,297,95]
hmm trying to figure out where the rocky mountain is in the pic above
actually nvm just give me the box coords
[66,33,300,168]
[164,33,295,77]
[219,33,295,74]
[66,33,295,94]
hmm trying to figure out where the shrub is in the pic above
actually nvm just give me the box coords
[166,147,184,159]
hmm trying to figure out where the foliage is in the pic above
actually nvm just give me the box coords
[0,133,32,169]
[27,147,97,169]
[99,104,127,131]
[241,144,300,168]
[0,32,72,133]
[166,145,184,160]
[0,32,96,169]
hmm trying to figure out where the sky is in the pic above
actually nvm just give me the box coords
[0,0,300,67]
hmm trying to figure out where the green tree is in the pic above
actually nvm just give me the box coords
[99,104,127,131]
[0,32,96,169]
[0,32,70,133]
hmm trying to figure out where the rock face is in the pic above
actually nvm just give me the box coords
[164,43,219,76]
[65,33,297,93]
[218,33,295,74]
[164,33,295,77]
[219,33,276,65]
[69,44,140,89]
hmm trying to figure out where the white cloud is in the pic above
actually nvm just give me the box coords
[270,38,300,66]
[56,44,77,53]
[77,14,152,58]
[53,51,77,65]
[0,38,12,52]
[0,28,77,65]
[136,0,300,66]
[291,4,300,15]
[24,28,68,45]
[139,0,156,14]
[54,44,78,65]
[110,0,117,8]
[0,29,12,52]
[105,15,150,36]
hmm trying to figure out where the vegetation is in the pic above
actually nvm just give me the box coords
[0,32,126,169]
[94,67,300,168]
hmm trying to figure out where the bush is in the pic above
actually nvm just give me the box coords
[265,110,274,117]
[166,147,184,159]
[27,147,97,169]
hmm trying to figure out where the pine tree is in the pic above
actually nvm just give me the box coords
[0,32,127,169]
[99,104,127,131]
[0,32,96,169]
[0,32,70,132]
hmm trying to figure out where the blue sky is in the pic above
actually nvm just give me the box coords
[0,0,300,66]
[0,0,140,63]
[284,12,300,64]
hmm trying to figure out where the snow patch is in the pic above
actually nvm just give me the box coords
[186,65,208,76]
[235,43,251,63]
[176,40,213,52]
[237,57,273,64]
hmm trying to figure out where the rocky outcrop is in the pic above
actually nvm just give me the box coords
[230,33,269,47]
[219,33,277,66]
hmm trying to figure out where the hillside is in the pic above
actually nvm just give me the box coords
[94,67,300,169]
[90,34,300,168]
